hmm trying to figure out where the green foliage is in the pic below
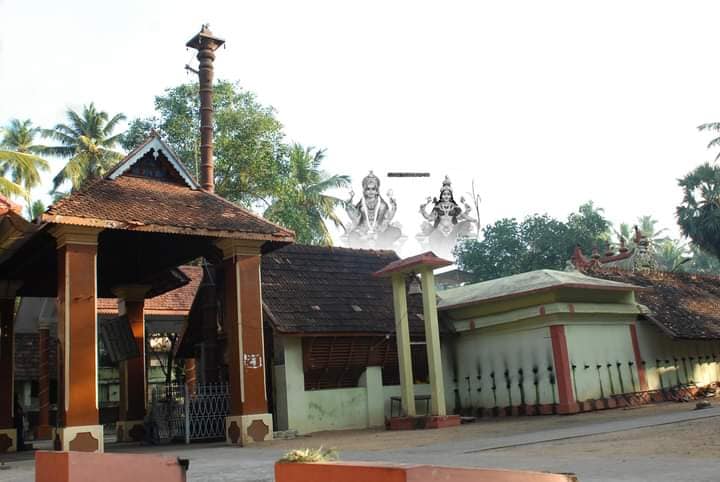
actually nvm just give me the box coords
[0,119,49,199]
[26,199,45,221]
[686,245,720,274]
[279,447,339,463]
[655,238,690,272]
[39,103,126,191]
[264,144,350,245]
[676,163,720,260]
[698,122,720,161]
[456,202,612,281]
[121,81,288,207]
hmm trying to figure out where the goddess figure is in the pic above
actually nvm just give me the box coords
[343,171,403,249]
[417,176,477,257]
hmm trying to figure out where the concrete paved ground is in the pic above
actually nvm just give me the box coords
[2,403,719,481]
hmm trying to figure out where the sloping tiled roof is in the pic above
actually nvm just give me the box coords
[97,266,202,315]
[587,268,720,339]
[40,134,294,242]
[0,194,22,216]
[438,269,638,310]
[262,245,427,334]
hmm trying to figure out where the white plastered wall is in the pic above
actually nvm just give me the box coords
[635,320,720,390]
[453,325,556,410]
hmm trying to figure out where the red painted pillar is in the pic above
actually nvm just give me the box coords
[53,226,102,452]
[218,240,273,445]
[629,323,648,392]
[116,291,147,442]
[36,325,53,440]
[0,295,16,452]
[549,325,579,414]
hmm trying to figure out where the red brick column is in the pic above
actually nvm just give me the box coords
[629,323,648,391]
[549,325,579,414]
[36,325,53,440]
[115,290,148,442]
[0,296,16,452]
[53,226,103,452]
[218,240,273,445]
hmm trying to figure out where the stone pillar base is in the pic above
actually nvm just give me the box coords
[226,413,273,446]
[0,428,17,453]
[116,420,145,442]
[36,425,54,441]
[56,425,104,453]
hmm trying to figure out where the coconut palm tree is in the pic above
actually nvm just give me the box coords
[698,122,720,161]
[264,144,350,245]
[39,103,126,192]
[0,119,49,199]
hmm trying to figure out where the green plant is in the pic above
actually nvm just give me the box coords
[279,447,339,463]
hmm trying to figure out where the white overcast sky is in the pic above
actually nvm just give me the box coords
[1,1,719,256]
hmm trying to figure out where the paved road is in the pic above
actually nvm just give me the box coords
[2,406,720,481]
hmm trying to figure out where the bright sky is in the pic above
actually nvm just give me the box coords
[1,1,719,256]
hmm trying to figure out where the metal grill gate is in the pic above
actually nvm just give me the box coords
[149,383,230,444]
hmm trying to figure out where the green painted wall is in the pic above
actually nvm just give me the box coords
[636,321,720,389]
[565,323,637,401]
[453,325,556,410]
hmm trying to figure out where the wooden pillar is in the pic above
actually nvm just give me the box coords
[114,286,149,442]
[0,281,21,453]
[419,268,446,416]
[549,325,579,414]
[391,274,416,417]
[36,323,53,440]
[185,358,197,395]
[217,240,273,446]
[52,226,103,452]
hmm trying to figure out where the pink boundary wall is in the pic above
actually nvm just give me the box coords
[35,451,187,482]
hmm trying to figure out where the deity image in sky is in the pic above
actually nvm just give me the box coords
[416,176,478,259]
[342,171,404,250]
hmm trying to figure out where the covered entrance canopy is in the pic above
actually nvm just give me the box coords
[0,133,294,452]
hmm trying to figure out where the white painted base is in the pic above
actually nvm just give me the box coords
[58,425,104,452]
[116,420,144,442]
[226,413,273,445]
[0,428,17,453]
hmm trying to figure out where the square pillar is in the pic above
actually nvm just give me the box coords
[391,274,416,417]
[36,323,53,440]
[114,286,149,442]
[549,325,579,414]
[419,269,446,416]
[217,240,273,446]
[52,226,103,452]
[0,281,21,453]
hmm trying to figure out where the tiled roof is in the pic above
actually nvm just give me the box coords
[587,268,720,339]
[41,134,294,242]
[15,333,57,381]
[0,194,22,216]
[97,266,202,315]
[262,245,427,334]
[374,251,453,278]
[43,175,293,240]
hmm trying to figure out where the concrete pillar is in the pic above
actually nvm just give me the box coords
[217,240,273,445]
[0,281,21,453]
[52,226,103,452]
[114,286,149,442]
[361,367,385,427]
[419,268,446,417]
[549,325,579,414]
[36,324,52,440]
[629,323,648,392]
[391,274,415,417]
[282,337,307,433]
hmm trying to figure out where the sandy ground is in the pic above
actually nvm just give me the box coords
[264,400,712,453]
[2,400,719,481]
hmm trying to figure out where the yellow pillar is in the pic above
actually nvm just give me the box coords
[391,274,415,417]
[420,268,446,416]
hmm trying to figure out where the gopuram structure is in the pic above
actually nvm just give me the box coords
[0,26,294,453]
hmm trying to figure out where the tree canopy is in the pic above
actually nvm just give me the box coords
[676,163,720,260]
[455,202,611,281]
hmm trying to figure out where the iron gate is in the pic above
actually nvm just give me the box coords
[149,383,230,443]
